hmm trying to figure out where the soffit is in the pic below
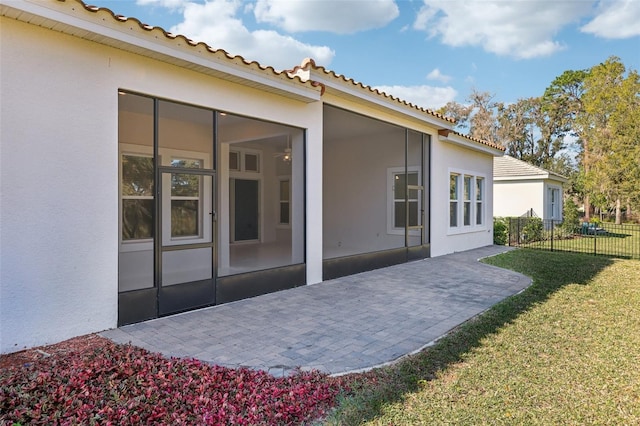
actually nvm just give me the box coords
[0,0,322,103]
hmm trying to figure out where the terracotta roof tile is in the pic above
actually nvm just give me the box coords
[290,58,456,124]
[438,129,505,152]
[77,1,312,86]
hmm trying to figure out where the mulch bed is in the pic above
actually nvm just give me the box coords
[0,334,109,371]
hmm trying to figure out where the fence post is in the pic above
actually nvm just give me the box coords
[550,219,554,252]
[594,230,597,256]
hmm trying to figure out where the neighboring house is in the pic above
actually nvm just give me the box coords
[0,0,504,353]
[493,156,568,221]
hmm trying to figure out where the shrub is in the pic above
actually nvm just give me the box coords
[493,217,508,245]
[0,343,343,425]
[522,217,543,242]
[561,198,580,234]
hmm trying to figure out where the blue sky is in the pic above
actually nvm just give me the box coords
[96,0,639,109]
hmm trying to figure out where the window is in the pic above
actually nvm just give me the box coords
[279,178,290,225]
[121,154,154,240]
[449,173,459,227]
[388,167,421,234]
[463,175,472,226]
[170,159,202,238]
[449,170,486,231]
[476,178,484,225]
[244,153,259,172]
[229,151,240,171]
[548,187,561,219]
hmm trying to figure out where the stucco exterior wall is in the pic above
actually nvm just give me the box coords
[493,180,545,218]
[430,141,495,257]
[0,16,321,353]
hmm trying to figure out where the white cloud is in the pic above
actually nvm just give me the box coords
[426,68,452,83]
[413,0,592,59]
[581,0,640,38]
[253,0,399,34]
[136,0,189,11]
[374,85,457,110]
[167,0,334,70]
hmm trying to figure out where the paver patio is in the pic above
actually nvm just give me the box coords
[101,245,530,376]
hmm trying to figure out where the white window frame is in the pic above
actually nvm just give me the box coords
[547,185,562,220]
[119,143,213,251]
[475,177,485,226]
[448,168,487,235]
[277,176,291,228]
[387,166,421,236]
[449,173,459,228]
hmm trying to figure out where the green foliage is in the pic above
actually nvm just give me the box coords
[493,217,508,245]
[561,198,580,234]
[522,217,543,242]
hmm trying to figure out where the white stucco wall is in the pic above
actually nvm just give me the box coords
[430,141,495,257]
[493,180,544,218]
[0,16,322,353]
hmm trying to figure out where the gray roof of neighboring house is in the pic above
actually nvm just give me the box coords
[494,155,568,182]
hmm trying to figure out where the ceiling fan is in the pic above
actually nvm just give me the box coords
[274,136,292,163]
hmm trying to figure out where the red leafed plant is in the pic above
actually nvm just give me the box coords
[0,340,345,425]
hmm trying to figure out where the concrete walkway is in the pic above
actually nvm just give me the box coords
[101,245,530,376]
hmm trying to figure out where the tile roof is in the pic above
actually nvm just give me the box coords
[77,1,301,81]
[290,58,456,124]
[494,155,568,181]
[438,129,505,152]
[8,0,500,155]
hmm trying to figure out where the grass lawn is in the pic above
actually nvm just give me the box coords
[522,224,640,259]
[325,249,640,425]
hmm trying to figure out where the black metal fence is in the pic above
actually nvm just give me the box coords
[507,217,640,260]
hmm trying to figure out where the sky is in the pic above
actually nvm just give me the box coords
[96,0,640,110]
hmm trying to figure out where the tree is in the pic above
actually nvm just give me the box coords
[497,97,568,174]
[438,89,502,145]
[579,57,640,224]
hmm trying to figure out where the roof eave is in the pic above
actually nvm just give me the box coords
[1,0,322,103]
[437,130,505,156]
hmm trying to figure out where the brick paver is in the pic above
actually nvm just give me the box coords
[101,245,530,376]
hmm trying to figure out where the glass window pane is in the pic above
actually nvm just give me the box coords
[280,180,290,201]
[409,201,419,226]
[244,153,259,172]
[229,151,239,171]
[476,202,483,225]
[464,201,471,226]
[394,174,406,200]
[450,174,458,200]
[464,176,472,200]
[476,178,483,201]
[172,174,200,197]
[280,202,290,224]
[394,201,406,228]
[122,155,153,196]
[171,200,199,237]
[450,202,458,227]
[171,158,202,169]
[122,199,153,240]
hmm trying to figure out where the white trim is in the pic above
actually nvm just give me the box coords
[447,168,488,235]
[387,166,421,236]
[118,143,213,250]
[277,175,292,228]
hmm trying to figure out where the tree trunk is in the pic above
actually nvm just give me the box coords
[615,198,622,225]
[584,195,591,222]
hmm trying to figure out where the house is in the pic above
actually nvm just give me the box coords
[493,155,568,221]
[0,0,504,354]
